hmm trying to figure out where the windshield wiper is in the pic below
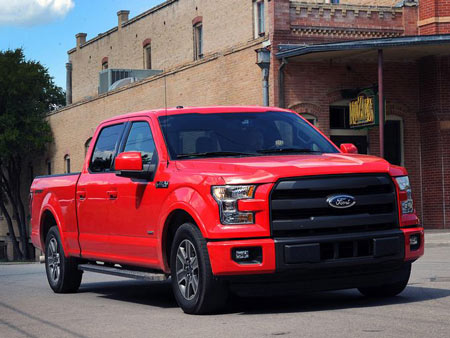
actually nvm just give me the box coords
[176,151,257,159]
[256,148,322,154]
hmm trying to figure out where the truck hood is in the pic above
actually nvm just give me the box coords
[175,154,405,184]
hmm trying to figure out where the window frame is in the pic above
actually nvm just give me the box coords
[120,120,159,166]
[253,0,265,38]
[88,122,126,174]
[193,23,203,60]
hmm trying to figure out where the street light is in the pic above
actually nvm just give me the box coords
[255,47,271,106]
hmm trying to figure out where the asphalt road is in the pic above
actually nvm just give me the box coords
[1,246,450,338]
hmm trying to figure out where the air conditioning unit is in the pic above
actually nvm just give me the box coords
[99,69,163,94]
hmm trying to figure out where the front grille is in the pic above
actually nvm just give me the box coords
[270,174,398,237]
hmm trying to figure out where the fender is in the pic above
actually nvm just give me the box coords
[39,191,80,257]
[156,186,219,272]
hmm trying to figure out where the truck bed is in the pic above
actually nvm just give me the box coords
[30,172,81,255]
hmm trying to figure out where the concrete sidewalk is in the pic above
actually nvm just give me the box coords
[425,230,450,247]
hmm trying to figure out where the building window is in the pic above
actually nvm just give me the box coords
[193,22,203,60]
[101,57,109,70]
[385,115,404,166]
[301,113,318,126]
[253,1,265,38]
[46,160,52,175]
[64,155,71,174]
[330,106,350,129]
[142,39,152,69]
[145,45,152,69]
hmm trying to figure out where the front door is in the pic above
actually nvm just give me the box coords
[106,119,160,268]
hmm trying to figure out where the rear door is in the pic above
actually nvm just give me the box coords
[77,121,126,261]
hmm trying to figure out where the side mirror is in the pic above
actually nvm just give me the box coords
[115,152,153,179]
[340,143,358,154]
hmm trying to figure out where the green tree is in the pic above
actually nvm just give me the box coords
[0,48,65,260]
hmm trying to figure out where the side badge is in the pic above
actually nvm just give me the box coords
[156,181,169,189]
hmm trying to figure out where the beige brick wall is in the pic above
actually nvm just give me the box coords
[70,0,260,103]
[51,42,264,175]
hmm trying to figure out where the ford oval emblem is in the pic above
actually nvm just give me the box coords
[326,194,356,209]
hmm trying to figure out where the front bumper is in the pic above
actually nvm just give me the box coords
[207,227,424,276]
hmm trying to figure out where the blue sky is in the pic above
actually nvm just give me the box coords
[0,0,162,90]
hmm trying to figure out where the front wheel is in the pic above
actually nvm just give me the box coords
[170,223,228,314]
[358,264,411,297]
[45,226,83,293]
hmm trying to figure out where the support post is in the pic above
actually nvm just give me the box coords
[378,49,385,158]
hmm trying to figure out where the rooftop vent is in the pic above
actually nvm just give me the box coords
[99,69,163,94]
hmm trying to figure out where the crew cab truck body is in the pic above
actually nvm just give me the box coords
[31,106,424,314]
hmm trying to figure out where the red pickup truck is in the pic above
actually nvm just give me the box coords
[31,106,424,314]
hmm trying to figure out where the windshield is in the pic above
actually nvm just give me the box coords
[158,111,339,159]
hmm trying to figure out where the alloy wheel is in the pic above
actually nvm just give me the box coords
[176,239,199,300]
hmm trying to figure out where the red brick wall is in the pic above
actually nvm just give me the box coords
[419,0,450,35]
[281,61,424,223]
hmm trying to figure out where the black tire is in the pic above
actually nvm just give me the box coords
[358,264,411,298]
[45,226,83,293]
[170,223,228,314]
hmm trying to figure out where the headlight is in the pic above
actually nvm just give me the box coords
[212,185,256,224]
[395,176,413,214]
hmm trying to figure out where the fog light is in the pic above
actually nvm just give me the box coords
[232,247,262,264]
[410,234,420,251]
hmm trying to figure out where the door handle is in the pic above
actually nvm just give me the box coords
[107,190,118,199]
[77,191,86,200]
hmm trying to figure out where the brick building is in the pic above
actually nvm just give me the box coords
[1,0,449,260]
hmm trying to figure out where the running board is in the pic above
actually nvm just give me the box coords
[78,264,167,281]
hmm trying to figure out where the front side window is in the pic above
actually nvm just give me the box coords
[123,121,156,165]
[159,112,338,160]
[90,124,124,172]
[193,23,203,60]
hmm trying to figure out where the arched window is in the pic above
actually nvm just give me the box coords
[142,39,152,69]
[101,57,108,70]
[300,113,318,126]
[85,138,92,156]
[192,16,203,60]
[64,155,71,174]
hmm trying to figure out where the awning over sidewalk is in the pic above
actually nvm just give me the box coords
[275,34,450,158]
[276,34,450,62]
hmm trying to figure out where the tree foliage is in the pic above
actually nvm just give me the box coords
[0,48,65,259]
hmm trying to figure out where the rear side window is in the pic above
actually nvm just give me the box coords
[90,123,124,172]
[123,121,156,165]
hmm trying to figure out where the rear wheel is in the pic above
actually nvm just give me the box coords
[358,264,411,297]
[170,223,228,314]
[45,226,82,293]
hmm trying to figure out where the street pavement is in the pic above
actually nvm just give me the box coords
[1,236,449,338]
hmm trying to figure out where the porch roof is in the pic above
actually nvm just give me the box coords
[276,34,450,62]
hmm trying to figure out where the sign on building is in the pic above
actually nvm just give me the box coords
[349,89,383,128]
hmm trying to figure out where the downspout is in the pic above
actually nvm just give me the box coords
[278,58,288,108]
[262,67,270,106]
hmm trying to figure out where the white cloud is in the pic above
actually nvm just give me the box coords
[0,0,74,26]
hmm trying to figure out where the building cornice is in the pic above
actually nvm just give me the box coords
[68,0,179,55]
